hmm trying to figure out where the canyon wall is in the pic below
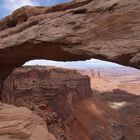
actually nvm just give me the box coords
[2,66,124,140]
[2,66,92,118]
[82,67,140,140]
[2,66,92,139]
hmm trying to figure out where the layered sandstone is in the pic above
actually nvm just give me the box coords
[83,67,140,140]
[2,66,92,118]
[0,102,55,140]
[2,66,124,140]
[0,0,139,89]
[2,66,92,139]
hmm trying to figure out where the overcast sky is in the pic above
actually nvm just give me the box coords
[0,0,122,68]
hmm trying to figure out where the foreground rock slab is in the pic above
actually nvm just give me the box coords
[0,102,56,140]
[2,66,92,139]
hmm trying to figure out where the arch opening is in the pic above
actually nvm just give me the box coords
[23,58,124,68]
[22,58,140,93]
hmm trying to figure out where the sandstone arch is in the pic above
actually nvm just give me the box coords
[0,0,140,94]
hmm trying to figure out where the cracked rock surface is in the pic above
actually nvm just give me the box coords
[0,0,140,84]
[0,102,56,140]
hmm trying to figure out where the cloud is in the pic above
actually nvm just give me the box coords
[24,59,122,69]
[0,0,71,18]
[0,0,40,18]
[3,0,40,13]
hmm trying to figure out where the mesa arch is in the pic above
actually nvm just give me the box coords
[0,0,140,94]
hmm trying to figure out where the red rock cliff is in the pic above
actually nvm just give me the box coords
[2,66,124,140]
[2,66,92,139]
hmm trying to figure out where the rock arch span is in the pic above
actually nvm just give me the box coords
[0,0,140,94]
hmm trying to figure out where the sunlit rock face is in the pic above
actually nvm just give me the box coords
[2,66,125,140]
[80,67,140,140]
[2,66,92,139]
[2,66,92,118]
[0,102,56,140]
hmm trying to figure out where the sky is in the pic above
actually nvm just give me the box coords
[0,0,71,18]
[24,59,123,69]
[0,0,122,68]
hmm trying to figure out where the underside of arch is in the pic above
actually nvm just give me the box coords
[0,0,140,83]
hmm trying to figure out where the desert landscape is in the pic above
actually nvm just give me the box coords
[0,66,124,140]
[0,65,139,140]
[0,0,140,139]
[82,66,140,140]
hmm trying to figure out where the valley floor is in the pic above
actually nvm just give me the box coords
[88,67,140,140]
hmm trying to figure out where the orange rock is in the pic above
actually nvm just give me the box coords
[0,102,56,140]
[2,66,92,139]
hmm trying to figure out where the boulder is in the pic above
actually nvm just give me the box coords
[0,102,56,140]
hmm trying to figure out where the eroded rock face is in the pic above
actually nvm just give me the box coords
[0,0,139,87]
[86,67,140,140]
[65,96,125,140]
[2,66,92,139]
[1,66,124,140]
[0,102,56,140]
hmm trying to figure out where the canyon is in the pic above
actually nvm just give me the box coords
[1,65,140,140]
[2,66,125,140]
[84,66,140,140]
[2,66,92,139]
[0,0,140,139]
